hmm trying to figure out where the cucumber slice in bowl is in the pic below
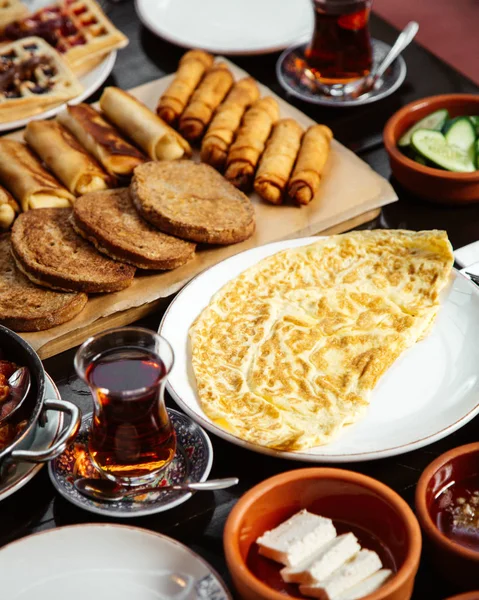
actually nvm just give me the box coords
[444,116,476,154]
[411,129,475,173]
[398,109,449,147]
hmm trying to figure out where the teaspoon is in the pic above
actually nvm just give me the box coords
[75,476,239,502]
[0,367,31,424]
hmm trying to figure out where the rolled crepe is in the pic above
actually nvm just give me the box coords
[254,119,303,204]
[288,124,333,205]
[157,49,214,125]
[0,140,74,212]
[224,97,280,191]
[25,120,115,196]
[179,62,234,142]
[200,77,260,171]
[100,87,192,161]
[57,104,146,177]
[0,185,19,230]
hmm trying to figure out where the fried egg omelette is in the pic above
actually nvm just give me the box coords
[190,230,454,450]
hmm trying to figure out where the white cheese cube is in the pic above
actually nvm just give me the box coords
[281,533,360,584]
[335,569,393,600]
[256,509,336,567]
[299,549,382,600]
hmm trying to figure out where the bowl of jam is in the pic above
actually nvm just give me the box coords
[416,442,479,590]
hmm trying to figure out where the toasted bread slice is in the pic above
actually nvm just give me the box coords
[130,161,255,245]
[0,234,88,332]
[11,208,135,293]
[71,188,196,270]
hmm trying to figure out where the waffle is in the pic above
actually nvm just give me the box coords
[0,0,28,33]
[2,0,128,73]
[0,36,83,123]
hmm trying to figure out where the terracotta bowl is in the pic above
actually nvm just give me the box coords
[383,94,479,204]
[416,442,479,590]
[445,594,479,600]
[224,468,422,600]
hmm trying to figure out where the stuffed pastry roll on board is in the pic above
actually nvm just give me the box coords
[224,96,279,191]
[200,77,260,171]
[179,62,234,142]
[288,124,333,205]
[0,140,74,212]
[253,119,303,204]
[0,185,20,231]
[100,87,191,161]
[25,120,115,196]
[157,49,214,125]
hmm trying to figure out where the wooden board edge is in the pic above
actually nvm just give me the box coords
[37,207,381,360]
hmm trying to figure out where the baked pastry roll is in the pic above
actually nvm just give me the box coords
[288,124,333,205]
[0,185,20,230]
[0,139,74,211]
[224,96,279,191]
[254,119,303,204]
[57,103,146,178]
[179,62,234,142]
[157,49,214,125]
[200,77,260,171]
[25,120,115,196]
[99,87,191,161]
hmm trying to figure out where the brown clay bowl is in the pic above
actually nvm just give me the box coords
[224,468,422,600]
[383,94,479,204]
[416,442,479,591]
[445,594,479,600]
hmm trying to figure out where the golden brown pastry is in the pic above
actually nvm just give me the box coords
[178,62,234,142]
[99,87,191,161]
[157,50,214,125]
[254,119,303,204]
[288,124,333,205]
[0,139,74,212]
[0,185,19,231]
[25,120,115,196]
[200,77,260,171]
[224,96,280,191]
[57,104,146,178]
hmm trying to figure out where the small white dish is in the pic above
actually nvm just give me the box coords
[0,524,232,599]
[135,0,313,55]
[0,51,116,133]
[160,236,479,463]
[0,374,63,502]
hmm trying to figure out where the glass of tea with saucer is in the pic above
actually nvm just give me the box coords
[74,327,176,487]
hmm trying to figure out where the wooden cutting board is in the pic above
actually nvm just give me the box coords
[9,58,397,359]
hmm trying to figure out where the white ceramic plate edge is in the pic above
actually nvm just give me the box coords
[0,374,63,501]
[0,51,116,133]
[134,0,312,55]
[160,237,479,463]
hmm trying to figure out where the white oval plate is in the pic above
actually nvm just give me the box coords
[135,0,313,55]
[0,51,116,133]
[0,524,232,599]
[160,236,479,463]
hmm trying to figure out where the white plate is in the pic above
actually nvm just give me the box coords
[0,51,116,133]
[135,0,313,55]
[1,524,232,599]
[0,373,63,502]
[160,236,479,463]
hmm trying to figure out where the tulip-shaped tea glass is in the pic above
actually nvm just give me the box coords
[75,327,176,486]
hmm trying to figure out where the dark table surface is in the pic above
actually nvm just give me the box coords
[1,3,479,598]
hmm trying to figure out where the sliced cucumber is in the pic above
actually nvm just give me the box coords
[444,117,476,155]
[470,116,479,134]
[411,129,475,173]
[398,109,449,147]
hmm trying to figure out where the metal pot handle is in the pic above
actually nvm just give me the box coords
[10,399,81,463]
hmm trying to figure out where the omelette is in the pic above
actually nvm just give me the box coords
[189,230,454,451]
